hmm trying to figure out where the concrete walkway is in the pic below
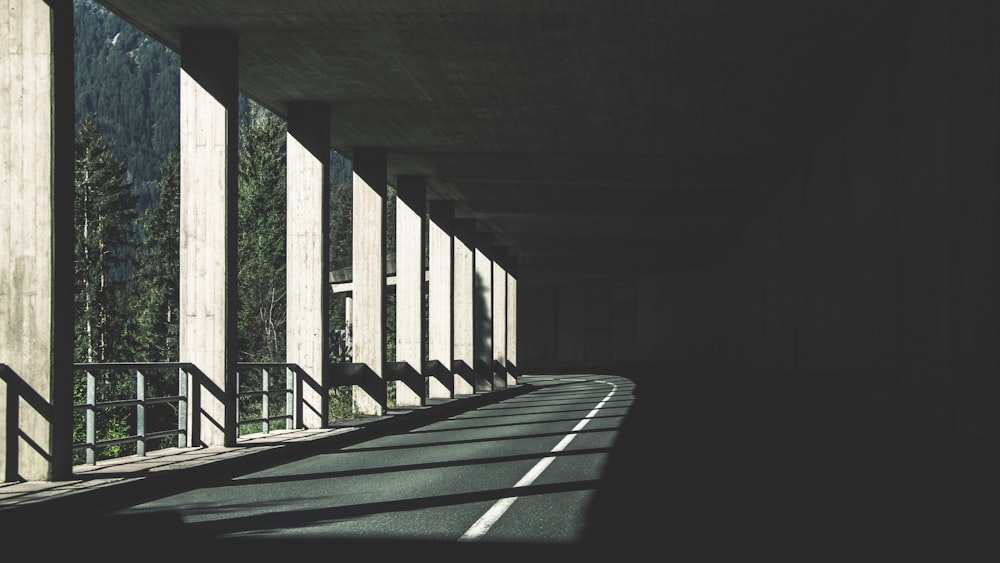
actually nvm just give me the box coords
[0,427,357,510]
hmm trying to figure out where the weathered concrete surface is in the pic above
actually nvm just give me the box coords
[394,176,426,407]
[0,0,74,482]
[491,253,507,389]
[505,262,518,385]
[473,234,493,392]
[96,1,910,288]
[178,30,240,447]
[427,201,454,399]
[285,101,330,428]
[351,148,387,415]
[452,220,475,396]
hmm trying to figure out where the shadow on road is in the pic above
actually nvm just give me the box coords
[580,364,1000,559]
[4,367,999,560]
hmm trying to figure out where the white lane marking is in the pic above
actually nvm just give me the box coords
[459,378,617,542]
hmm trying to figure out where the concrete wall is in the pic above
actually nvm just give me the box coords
[520,1,1000,435]
[521,280,646,373]
[679,0,1000,433]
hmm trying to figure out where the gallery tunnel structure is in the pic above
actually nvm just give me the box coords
[2,0,999,488]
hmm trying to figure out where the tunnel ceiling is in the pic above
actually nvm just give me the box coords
[98,0,909,285]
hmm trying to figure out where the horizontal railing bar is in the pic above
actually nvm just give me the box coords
[142,429,185,441]
[74,434,142,449]
[73,395,186,411]
[144,395,186,406]
[74,362,196,370]
[236,390,293,399]
[76,398,140,409]
[238,415,292,426]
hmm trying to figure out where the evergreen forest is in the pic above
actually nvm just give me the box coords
[71,1,389,462]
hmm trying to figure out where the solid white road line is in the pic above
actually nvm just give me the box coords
[458,378,617,542]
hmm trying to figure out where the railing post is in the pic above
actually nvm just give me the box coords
[286,366,295,430]
[235,369,241,438]
[136,369,146,457]
[262,368,270,434]
[178,365,188,448]
[86,370,96,465]
[295,364,305,430]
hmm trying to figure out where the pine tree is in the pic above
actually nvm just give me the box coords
[328,159,353,363]
[74,115,140,364]
[74,0,180,199]
[238,102,288,363]
[133,150,181,362]
[73,115,141,461]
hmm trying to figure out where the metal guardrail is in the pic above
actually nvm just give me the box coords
[235,363,301,437]
[73,362,194,465]
[71,362,308,464]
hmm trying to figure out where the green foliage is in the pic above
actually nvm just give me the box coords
[74,115,140,364]
[237,102,288,364]
[75,0,179,211]
[73,117,145,462]
[132,150,181,362]
[328,386,356,421]
[386,185,397,363]
[328,172,353,364]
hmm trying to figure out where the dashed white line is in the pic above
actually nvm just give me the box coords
[458,377,617,542]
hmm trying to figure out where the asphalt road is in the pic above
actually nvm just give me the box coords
[10,367,999,561]
[105,374,639,557]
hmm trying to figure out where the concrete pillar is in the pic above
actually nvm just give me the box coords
[505,258,519,385]
[285,101,330,428]
[352,148,387,415]
[427,201,454,398]
[179,30,240,447]
[492,247,508,390]
[452,219,476,395]
[394,176,426,407]
[474,233,494,392]
[344,295,353,354]
[0,0,74,482]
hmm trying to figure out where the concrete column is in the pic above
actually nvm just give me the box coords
[452,219,476,395]
[344,295,353,355]
[0,0,74,482]
[505,258,519,385]
[285,101,330,428]
[474,233,494,392]
[394,176,426,407]
[492,247,508,389]
[352,148,387,415]
[179,30,240,447]
[427,201,454,398]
